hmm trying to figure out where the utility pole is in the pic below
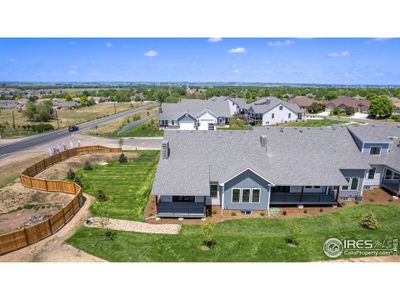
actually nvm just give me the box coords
[114,102,117,114]
[12,110,15,129]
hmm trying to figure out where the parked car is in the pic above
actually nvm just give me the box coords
[68,125,79,132]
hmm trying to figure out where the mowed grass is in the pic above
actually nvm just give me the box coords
[285,119,348,127]
[76,150,159,221]
[119,118,164,137]
[67,204,400,262]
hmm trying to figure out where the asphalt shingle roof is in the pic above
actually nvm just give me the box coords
[159,99,231,120]
[248,97,303,114]
[152,125,371,196]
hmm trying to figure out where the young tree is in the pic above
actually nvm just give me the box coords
[369,96,393,118]
[345,106,355,116]
[67,168,75,180]
[307,102,325,114]
[201,221,216,249]
[119,153,128,163]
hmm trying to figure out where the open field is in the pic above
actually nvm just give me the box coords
[0,102,144,138]
[67,204,400,262]
[118,118,164,137]
[284,119,349,127]
[83,108,159,137]
[75,150,159,221]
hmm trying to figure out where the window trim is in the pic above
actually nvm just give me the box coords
[210,184,218,198]
[385,169,393,180]
[341,177,359,191]
[369,146,381,155]
[367,167,376,180]
[231,188,262,204]
[251,188,261,203]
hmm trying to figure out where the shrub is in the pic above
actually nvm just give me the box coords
[360,211,380,230]
[260,212,265,217]
[282,211,287,216]
[96,189,108,202]
[119,153,128,163]
[230,212,237,216]
[201,221,216,249]
[388,198,393,202]
[369,198,375,202]
[83,161,93,170]
[67,168,75,180]
[304,209,308,214]
[212,210,217,215]
[74,175,83,187]
[319,208,324,212]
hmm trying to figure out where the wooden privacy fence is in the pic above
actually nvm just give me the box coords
[0,145,121,256]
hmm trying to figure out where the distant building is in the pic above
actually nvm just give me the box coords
[288,96,319,110]
[325,96,370,113]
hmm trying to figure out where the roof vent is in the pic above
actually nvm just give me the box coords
[280,128,283,133]
[299,129,303,133]
[161,140,169,159]
[260,135,267,150]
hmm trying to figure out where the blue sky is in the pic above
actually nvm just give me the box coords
[0,38,399,85]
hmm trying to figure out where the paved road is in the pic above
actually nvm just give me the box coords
[0,102,159,157]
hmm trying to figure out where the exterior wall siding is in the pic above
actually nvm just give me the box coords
[223,170,270,210]
[262,105,298,125]
[364,165,385,187]
[339,169,366,198]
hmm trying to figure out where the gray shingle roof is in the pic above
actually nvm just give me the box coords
[152,126,370,196]
[347,124,400,171]
[249,97,303,114]
[159,99,231,120]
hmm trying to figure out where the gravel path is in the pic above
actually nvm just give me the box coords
[85,217,181,234]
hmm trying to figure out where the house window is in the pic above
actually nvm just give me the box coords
[368,168,376,179]
[342,177,359,191]
[271,186,290,193]
[288,113,291,118]
[350,177,359,190]
[369,147,381,155]
[232,189,240,203]
[271,113,275,119]
[171,120,175,126]
[252,189,260,203]
[385,169,393,180]
[210,185,218,198]
[394,173,400,180]
[242,189,251,203]
[172,196,195,202]
[305,186,312,189]
[342,177,350,190]
[279,105,283,110]
[313,186,321,189]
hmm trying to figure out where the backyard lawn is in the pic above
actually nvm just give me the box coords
[219,117,252,130]
[284,119,348,127]
[118,117,164,137]
[75,150,159,221]
[67,204,400,262]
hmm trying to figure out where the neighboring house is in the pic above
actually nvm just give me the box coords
[288,96,319,111]
[159,99,231,130]
[152,124,400,218]
[389,97,400,104]
[0,99,28,109]
[393,102,400,115]
[208,96,248,115]
[325,96,370,113]
[247,97,304,125]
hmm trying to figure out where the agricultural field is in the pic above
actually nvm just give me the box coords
[0,102,144,138]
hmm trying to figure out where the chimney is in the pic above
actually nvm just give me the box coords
[260,135,267,150]
[161,140,169,159]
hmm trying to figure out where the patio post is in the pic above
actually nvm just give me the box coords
[397,179,400,196]
[335,186,340,205]
[300,186,304,203]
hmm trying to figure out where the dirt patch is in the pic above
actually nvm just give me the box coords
[36,152,139,181]
[362,188,399,204]
[0,193,105,262]
[0,182,73,214]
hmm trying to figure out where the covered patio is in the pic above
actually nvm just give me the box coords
[156,202,205,218]
[270,192,337,205]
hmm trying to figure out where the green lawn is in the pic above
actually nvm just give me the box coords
[285,119,348,127]
[219,117,252,130]
[76,150,159,221]
[118,118,164,137]
[67,204,400,262]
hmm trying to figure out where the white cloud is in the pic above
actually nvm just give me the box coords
[328,50,351,58]
[373,72,384,77]
[365,38,391,44]
[105,42,113,48]
[228,47,246,54]
[232,69,240,73]
[208,37,222,42]
[268,40,294,47]
[265,60,271,64]
[68,70,78,76]
[69,65,78,70]
[145,50,159,57]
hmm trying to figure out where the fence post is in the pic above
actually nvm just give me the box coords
[29,176,33,188]
[23,228,29,245]
[48,219,53,234]
[45,180,48,191]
